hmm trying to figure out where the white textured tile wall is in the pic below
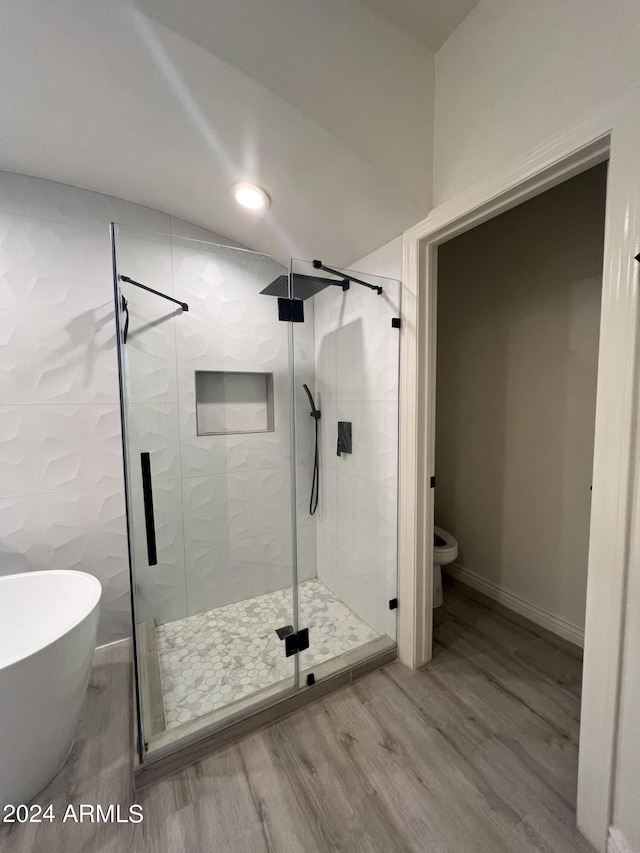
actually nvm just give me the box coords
[0,172,170,234]
[183,531,296,616]
[0,404,122,496]
[0,215,118,405]
[0,486,131,642]
[133,549,187,627]
[0,171,175,645]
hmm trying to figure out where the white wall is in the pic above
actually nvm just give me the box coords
[434,0,640,205]
[435,164,606,634]
[349,235,403,283]
[313,242,401,637]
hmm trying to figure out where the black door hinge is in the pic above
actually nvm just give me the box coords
[391,317,401,329]
[278,297,305,322]
[430,475,436,488]
[284,628,310,657]
[389,598,398,610]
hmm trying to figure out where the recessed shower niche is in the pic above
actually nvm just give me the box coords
[112,226,400,782]
[195,371,274,436]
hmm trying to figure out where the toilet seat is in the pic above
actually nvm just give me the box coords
[433,526,458,566]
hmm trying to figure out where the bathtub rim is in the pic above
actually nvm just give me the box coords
[0,569,102,670]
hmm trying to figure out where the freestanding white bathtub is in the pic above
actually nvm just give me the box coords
[0,570,101,806]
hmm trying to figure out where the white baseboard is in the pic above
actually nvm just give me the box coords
[445,563,585,648]
[608,826,638,853]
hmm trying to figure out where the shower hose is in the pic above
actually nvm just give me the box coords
[302,384,321,515]
[310,414,319,515]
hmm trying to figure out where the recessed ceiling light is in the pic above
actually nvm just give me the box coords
[232,182,270,210]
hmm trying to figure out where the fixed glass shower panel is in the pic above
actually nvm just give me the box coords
[291,259,400,683]
[113,225,298,755]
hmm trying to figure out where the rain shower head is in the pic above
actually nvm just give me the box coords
[260,273,343,301]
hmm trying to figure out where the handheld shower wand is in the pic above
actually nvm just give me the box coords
[302,384,320,515]
[303,384,320,419]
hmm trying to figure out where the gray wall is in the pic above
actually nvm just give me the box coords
[435,163,607,633]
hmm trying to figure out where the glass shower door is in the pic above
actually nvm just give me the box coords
[290,258,400,684]
[113,225,300,755]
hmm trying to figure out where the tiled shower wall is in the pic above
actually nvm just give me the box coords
[118,230,316,626]
[0,170,297,645]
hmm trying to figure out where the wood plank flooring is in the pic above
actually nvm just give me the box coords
[0,581,594,853]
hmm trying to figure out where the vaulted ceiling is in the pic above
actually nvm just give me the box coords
[1,0,477,265]
[356,0,480,51]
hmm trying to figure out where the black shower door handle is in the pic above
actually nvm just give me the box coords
[140,452,158,566]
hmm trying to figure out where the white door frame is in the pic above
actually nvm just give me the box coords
[397,88,640,852]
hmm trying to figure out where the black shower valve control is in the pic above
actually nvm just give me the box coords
[337,421,352,456]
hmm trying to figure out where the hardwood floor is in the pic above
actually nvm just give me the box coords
[0,581,594,852]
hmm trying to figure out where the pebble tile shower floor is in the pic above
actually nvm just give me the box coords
[156,579,379,728]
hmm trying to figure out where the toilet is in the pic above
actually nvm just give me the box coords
[433,526,458,608]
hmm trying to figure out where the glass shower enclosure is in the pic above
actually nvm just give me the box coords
[112,224,400,764]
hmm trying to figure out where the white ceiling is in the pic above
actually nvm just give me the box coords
[0,0,467,265]
[356,0,481,51]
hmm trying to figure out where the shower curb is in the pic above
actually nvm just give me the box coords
[133,643,397,790]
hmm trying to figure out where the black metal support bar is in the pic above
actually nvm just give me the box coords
[120,275,189,311]
[140,452,158,566]
[312,260,383,294]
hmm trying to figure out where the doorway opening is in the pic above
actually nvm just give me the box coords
[428,164,609,836]
[433,162,608,650]
[401,107,640,849]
